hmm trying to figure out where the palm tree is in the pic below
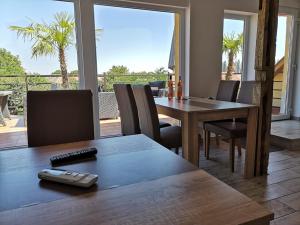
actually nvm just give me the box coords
[223,33,243,80]
[10,12,75,89]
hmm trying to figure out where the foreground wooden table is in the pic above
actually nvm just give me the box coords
[0,135,272,225]
[155,97,259,178]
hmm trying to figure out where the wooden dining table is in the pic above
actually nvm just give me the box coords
[0,135,273,225]
[155,97,259,178]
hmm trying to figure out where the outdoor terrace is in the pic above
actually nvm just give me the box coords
[0,73,170,149]
[0,114,175,149]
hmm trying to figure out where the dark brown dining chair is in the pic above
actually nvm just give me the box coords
[216,80,240,102]
[27,90,94,147]
[113,84,140,136]
[205,80,240,146]
[203,81,259,172]
[132,85,181,153]
[113,84,171,136]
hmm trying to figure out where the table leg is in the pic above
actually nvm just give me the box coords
[245,107,259,178]
[182,112,199,166]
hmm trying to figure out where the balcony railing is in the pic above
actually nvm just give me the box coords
[0,74,168,115]
[221,72,282,109]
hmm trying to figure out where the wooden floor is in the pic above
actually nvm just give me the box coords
[193,139,300,225]
[271,120,300,150]
[0,115,27,149]
[195,140,300,225]
[2,117,300,224]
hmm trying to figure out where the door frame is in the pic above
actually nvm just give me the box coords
[272,7,299,121]
[223,13,250,81]
[63,0,187,138]
[93,0,187,95]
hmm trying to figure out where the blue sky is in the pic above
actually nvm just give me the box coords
[94,5,174,73]
[0,0,287,75]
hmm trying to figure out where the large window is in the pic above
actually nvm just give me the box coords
[93,5,176,137]
[222,17,246,81]
[0,0,185,145]
[0,0,78,149]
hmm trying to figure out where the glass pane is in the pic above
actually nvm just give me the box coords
[94,5,176,137]
[222,18,245,81]
[272,16,288,116]
[0,0,78,149]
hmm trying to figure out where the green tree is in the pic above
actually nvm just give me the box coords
[51,69,62,75]
[51,69,78,75]
[223,33,243,80]
[0,49,26,114]
[10,12,76,88]
[69,70,78,75]
[106,65,130,76]
[0,48,25,75]
[154,67,168,75]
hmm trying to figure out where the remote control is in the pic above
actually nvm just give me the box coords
[38,169,98,188]
[50,147,98,166]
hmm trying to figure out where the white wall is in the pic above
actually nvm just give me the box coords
[280,0,300,9]
[188,0,258,97]
[187,0,300,97]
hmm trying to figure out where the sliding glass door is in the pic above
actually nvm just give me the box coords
[93,3,184,137]
[272,13,297,120]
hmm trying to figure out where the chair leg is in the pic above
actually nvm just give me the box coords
[175,147,179,155]
[229,139,235,172]
[216,134,220,146]
[204,130,210,160]
[237,139,242,157]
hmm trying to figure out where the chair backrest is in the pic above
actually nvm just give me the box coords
[113,84,140,136]
[237,81,260,105]
[27,90,94,147]
[132,85,160,141]
[216,80,240,102]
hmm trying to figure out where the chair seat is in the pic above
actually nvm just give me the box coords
[159,120,171,128]
[160,126,182,149]
[204,121,247,139]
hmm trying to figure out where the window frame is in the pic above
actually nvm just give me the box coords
[93,0,187,95]
[272,6,299,121]
[66,0,187,138]
[223,13,250,81]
